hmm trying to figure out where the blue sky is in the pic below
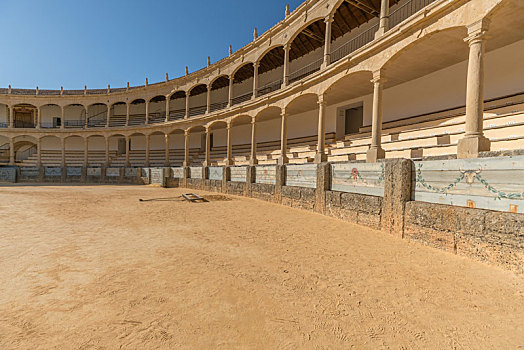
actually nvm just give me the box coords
[1,0,303,90]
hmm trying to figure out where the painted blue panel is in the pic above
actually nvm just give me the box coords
[209,167,223,181]
[171,167,184,179]
[0,167,16,182]
[286,164,317,188]
[414,155,524,213]
[331,162,385,197]
[20,167,40,177]
[141,168,150,178]
[255,166,276,185]
[230,166,247,182]
[66,167,82,176]
[45,167,62,177]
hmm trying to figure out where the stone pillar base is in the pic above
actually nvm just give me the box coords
[277,156,288,165]
[314,152,327,164]
[315,163,331,214]
[457,136,490,159]
[366,147,385,163]
[249,159,258,166]
[374,27,385,39]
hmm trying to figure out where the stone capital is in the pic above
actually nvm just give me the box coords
[465,19,490,45]
[317,94,326,105]
[371,70,387,85]
[324,14,334,24]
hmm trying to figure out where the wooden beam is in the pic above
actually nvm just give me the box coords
[344,0,378,16]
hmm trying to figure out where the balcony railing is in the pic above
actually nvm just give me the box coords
[0,123,7,128]
[40,122,57,129]
[389,0,437,28]
[188,105,207,117]
[288,58,323,85]
[169,109,186,121]
[210,102,228,112]
[231,92,253,106]
[330,24,378,64]
[65,120,85,128]
[148,113,166,124]
[257,80,282,97]
[14,121,35,128]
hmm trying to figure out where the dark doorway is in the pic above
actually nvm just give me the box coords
[345,106,363,135]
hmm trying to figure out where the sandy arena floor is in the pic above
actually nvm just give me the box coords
[0,185,522,349]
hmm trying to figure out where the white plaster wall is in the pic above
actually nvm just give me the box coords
[111,103,127,117]
[210,87,229,105]
[63,105,85,122]
[41,105,61,124]
[170,97,185,112]
[65,137,84,150]
[189,92,206,108]
[233,77,254,98]
[0,104,7,124]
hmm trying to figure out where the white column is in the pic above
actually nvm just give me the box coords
[125,136,130,167]
[376,0,390,38]
[36,138,42,167]
[60,106,65,130]
[283,44,290,86]
[106,105,111,127]
[105,137,110,166]
[250,118,258,165]
[203,129,211,167]
[366,71,386,163]
[183,130,190,166]
[126,103,130,126]
[315,95,328,163]
[253,63,259,99]
[185,94,190,119]
[9,138,14,165]
[278,111,288,164]
[84,137,89,167]
[9,107,14,129]
[226,123,233,166]
[84,106,89,128]
[323,15,333,68]
[206,85,211,114]
[36,107,41,129]
[228,76,234,107]
[457,20,490,159]
[145,100,150,124]
[165,133,170,166]
[165,97,170,122]
[61,138,66,167]
[145,134,150,166]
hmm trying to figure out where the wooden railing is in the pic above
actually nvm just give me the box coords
[330,24,378,64]
[288,58,323,84]
[389,0,437,28]
[232,92,253,106]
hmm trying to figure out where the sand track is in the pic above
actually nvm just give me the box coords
[0,185,522,349]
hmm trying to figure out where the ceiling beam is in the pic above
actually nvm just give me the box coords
[344,0,378,16]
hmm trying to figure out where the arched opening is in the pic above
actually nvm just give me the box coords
[187,125,206,166]
[230,115,253,165]
[85,135,106,166]
[149,96,166,124]
[168,91,186,121]
[63,104,86,128]
[129,99,146,126]
[109,102,127,127]
[0,135,9,164]
[40,104,62,129]
[64,135,85,166]
[188,84,208,117]
[107,134,127,166]
[129,133,146,167]
[87,103,108,128]
[13,104,37,128]
[149,131,167,166]
[257,46,284,97]
[0,103,9,128]
[288,20,326,84]
[254,107,283,163]
[207,121,228,165]
[40,135,62,166]
[232,63,254,105]
[9,135,37,164]
[210,76,230,112]
[168,129,185,165]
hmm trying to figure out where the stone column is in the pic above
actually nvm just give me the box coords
[278,111,288,164]
[126,103,130,126]
[206,85,211,114]
[9,107,14,129]
[36,107,41,129]
[84,106,89,128]
[203,129,211,167]
[165,97,170,122]
[457,20,490,159]
[145,100,150,124]
[315,162,331,214]
[228,76,234,107]
[381,159,413,237]
[165,133,170,167]
[60,106,65,130]
[36,137,42,167]
[323,15,333,68]
[185,94,190,119]
[9,138,14,165]
[283,44,290,86]
[105,137,110,167]
[226,123,233,166]
[183,130,190,166]
[145,134,150,167]
[84,137,89,167]
[125,136,130,167]
[61,138,66,167]
[315,95,328,163]
[366,71,386,163]
[250,118,258,165]
[253,62,259,99]
[375,0,390,38]
[106,105,111,128]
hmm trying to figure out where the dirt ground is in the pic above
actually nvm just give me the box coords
[0,185,522,349]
